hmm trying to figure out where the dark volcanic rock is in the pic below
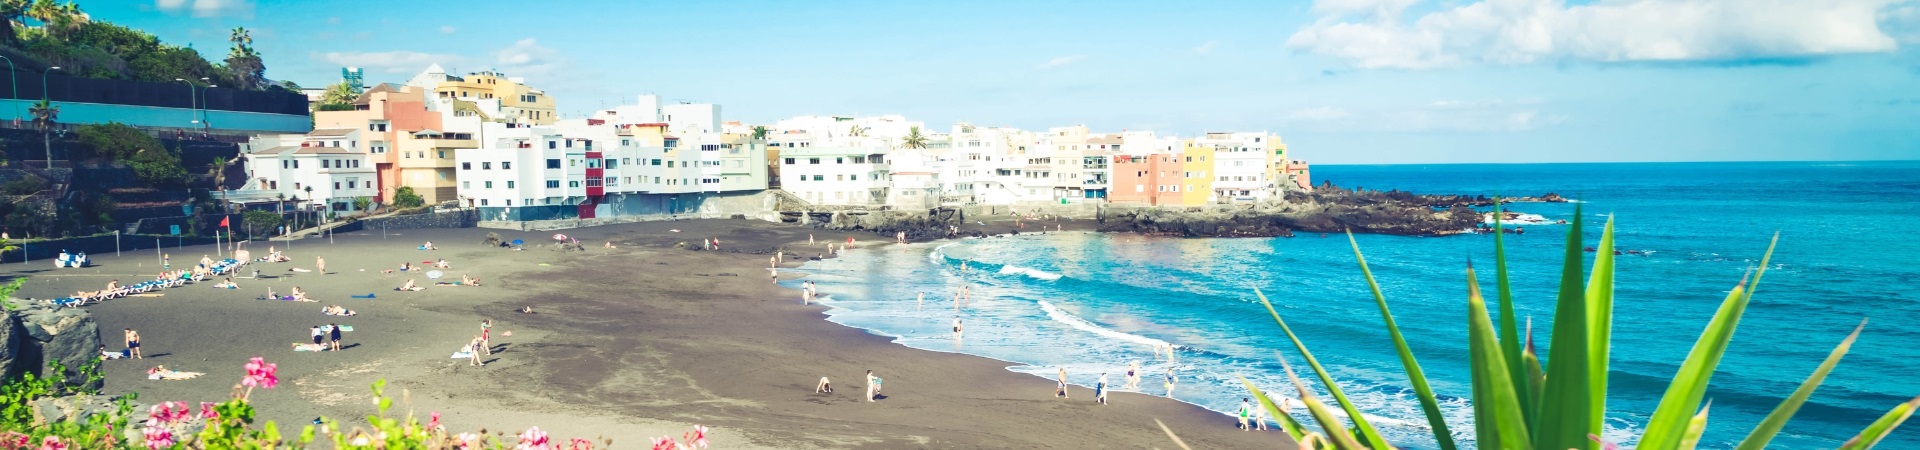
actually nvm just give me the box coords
[1096,186,1485,238]
[4,303,105,392]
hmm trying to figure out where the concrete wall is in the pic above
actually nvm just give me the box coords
[0,99,311,134]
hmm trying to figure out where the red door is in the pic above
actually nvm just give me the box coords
[577,197,598,219]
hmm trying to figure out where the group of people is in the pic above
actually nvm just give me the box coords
[463,320,494,366]
[52,255,248,307]
[812,369,885,402]
[298,324,345,351]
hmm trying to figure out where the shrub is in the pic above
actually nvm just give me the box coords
[391,186,425,209]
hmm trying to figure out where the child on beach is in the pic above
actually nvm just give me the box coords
[865,370,879,402]
[1125,362,1141,390]
[468,336,485,366]
[816,377,833,393]
[124,328,143,359]
[310,326,324,347]
[1238,398,1253,430]
[1164,367,1177,398]
[329,323,343,351]
[479,320,493,356]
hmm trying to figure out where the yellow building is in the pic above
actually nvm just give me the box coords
[1181,141,1216,205]
[393,129,477,204]
[433,70,557,125]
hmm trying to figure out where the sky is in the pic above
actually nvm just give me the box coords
[96,0,1920,164]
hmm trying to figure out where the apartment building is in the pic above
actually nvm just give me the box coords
[777,142,892,206]
[234,132,378,214]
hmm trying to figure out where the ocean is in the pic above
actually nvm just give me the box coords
[784,161,1920,449]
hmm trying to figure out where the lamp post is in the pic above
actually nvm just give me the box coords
[175,78,197,130]
[42,66,59,168]
[200,84,216,136]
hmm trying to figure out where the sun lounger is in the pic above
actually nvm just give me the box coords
[351,294,376,299]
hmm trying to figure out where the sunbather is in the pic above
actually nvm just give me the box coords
[214,277,238,289]
[146,366,203,380]
[290,286,310,302]
[322,305,356,316]
[462,274,481,286]
[434,258,450,269]
[396,279,422,291]
[99,345,128,360]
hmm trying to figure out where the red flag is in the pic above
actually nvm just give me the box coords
[219,216,230,228]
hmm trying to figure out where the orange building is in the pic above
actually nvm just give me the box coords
[1108,152,1185,205]
[312,84,443,202]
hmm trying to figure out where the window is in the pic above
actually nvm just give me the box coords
[281,160,288,169]
[836,157,844,164]
[546,180,560,188]
[546,159,561,169]
[568,181,580,188]
[809,158,820,164]
[784,158,795,165]
[651,159,662,166]
[548,141,557,149]
[503,162,511,169]
[507,181,515,188]
[604,159,618,169]
[439,151,447,159]
[667,161,674,168]
[334,182,340,189]
[482,162,492,170]
[462,162,471,170]
[484,181,493,188]
[813,175,824,181]
[291,160,299,169]
[461,181,470,189]
[587,159,599,168]
[481,199,489,206]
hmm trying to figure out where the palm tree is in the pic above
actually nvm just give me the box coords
[316,81,356,110]
[229,27,251,49]
[900,126,929,149]
[848,124,866,138]
[29,98,56,166]
[751,126,769,140]
[210,157,229,212]
[0,0,29,46]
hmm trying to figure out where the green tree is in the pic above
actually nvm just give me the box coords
[127,145,189,187]
[75,122,160,161]
[352,196,372,213]
[900,126,929,149]
[242,209,282,236]
[316,80,356,111]
[391,186,425,209]
[28,98,56,165]
[751,125,769,140]
[0,0,28,46]
[0,236,22,310]
[225,27,265,90]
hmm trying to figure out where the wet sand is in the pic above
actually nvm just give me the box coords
[6,217,1292,448]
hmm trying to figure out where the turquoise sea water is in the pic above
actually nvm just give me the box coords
[786,161,1920,449]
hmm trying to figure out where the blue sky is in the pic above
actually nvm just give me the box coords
[101,0,1920,163]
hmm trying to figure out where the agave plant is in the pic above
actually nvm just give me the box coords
[1225,203,1915,450]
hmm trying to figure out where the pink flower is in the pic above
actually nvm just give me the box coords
[242,357,278,389]
[427,412,442,430]
[684,425,708,449]
[514,427,550,450]
[141,426,174,450]
[567,438,594,450]
[649,436,679,450]
[147,402,187,425]
[4,432,29,448]
[198,402,218,420]
[455,433,479,450]
[1588,433,1622,450]
[37,436,67,450]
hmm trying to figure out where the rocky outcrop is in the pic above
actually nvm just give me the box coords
[2,302,106,392]
[812,208,972,241]
[1097,186,1486,237]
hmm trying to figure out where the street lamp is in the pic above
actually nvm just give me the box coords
[42,66,59,168]
[175,78,197,130]
[201,84,217,136]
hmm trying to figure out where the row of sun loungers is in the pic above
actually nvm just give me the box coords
[47,258,248,308]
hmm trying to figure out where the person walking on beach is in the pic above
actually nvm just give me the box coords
[865,370,879,402]
[1096,373,1109,405]
[917,291,925,310]
[1164,367,1177,398]
[1055,368,1070,399]
[316,256,326,275]
[479,320,493,356]
[468,336,486,366]
[124,328,143,359]
[1125,362,1141,390]
[1238,398,1254,430]
[328,323,343,351]
[952,317,963,339]
[1253,399,1271,431]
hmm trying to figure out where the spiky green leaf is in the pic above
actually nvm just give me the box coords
[1467,265,1534,450]
[1679,402,1712,450]
[1277,356,1370,450]
[1534,203,1593,450]
[1640,236,1776,450]
[1587,215,1618,436]
[1347,231,1457,450]
[1255,288,1391,447]
[1838,395,1920,450]
[1735,319,1867,450]
[1242,377,1308,445]
[1492,199,1535,427]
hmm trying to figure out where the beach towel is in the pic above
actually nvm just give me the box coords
[351,294,376,299]
[450,351,472,359]
[131,293,164,298]
[147,370,204,380]
[338,325,353,332]
[293,343,326,352]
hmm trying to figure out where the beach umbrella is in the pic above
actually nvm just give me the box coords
[426,270,445,279]
[552,233,567,241]
[510,239,524,247]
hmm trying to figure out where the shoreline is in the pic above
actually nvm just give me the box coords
[6,217,1294,448]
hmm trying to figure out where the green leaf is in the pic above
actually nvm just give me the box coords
[1735,319,1867,450]
[1838,395,1920,450]
[1467,264,1535,450]
[1276,355,1370,450]
[1346,231,1458,450]
[1534,202,1593,450]
[1242,377,1308,445]
[1492,200,1535,427]
[1587,215,1618,436]
[1640,236,1775,450]
[1255,288,1391,447]
[1679,402,1712,450]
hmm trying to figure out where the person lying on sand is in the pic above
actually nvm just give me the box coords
[322,305,356,316]
[291,342,327,352]
[400,262,414,272]
[434,259,450,269]
[99,345,128,360]
[605,241,617,249]
[816,377,833,393]
[521,306,536,314]
[214,277,238,289]
[290,286,310,302]
[395,279,423,291]
[146,366,203,380]
[421,241,437,250]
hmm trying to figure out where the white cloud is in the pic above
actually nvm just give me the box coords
[1287,107,1354,120]
[439,25,457,34]
[1289,0,1907,69]
[1193,40,1221,54]
[493,38,568,78]
[319,51,468,75]
[1039,55,1085,70]
[1885,3,1920,43]
[157,0,254,18]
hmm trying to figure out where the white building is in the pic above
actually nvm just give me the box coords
[777,142,892,206]
[234,131,378,214]
[1198,131,1280,201]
